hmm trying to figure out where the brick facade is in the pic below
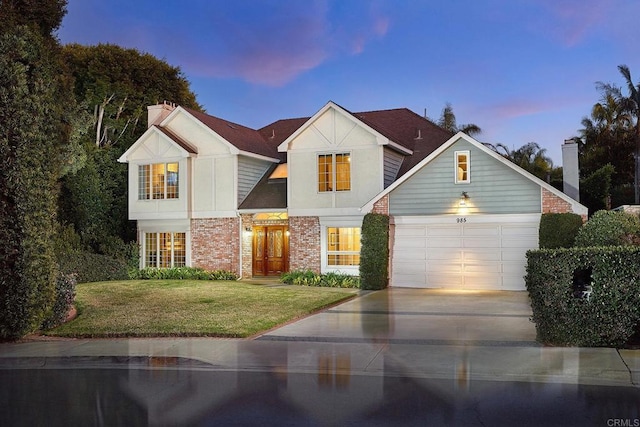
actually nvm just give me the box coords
[190,217,240,275]
[542,188,586,221]
[372,194,389,215]
[289,216,321,273]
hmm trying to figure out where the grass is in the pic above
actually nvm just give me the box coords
[44,280,358,338]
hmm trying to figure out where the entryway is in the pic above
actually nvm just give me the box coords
[252,225,289,276]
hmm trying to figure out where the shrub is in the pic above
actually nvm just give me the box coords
[280,270,360,288]
[574,210,640,247]
[41,272,77,330]
[136,267,238,281]
[359,213,389,290]
[58,251,129,283]
[526,246,640,347]
[539,213,583,249]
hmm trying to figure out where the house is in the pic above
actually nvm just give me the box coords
[118,101,587,290]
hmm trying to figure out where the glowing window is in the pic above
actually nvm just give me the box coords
[327,227,361,266]
[144,232,186,268]
[138,162,179,200]
[455,151,470,184]
[318,153,350,192]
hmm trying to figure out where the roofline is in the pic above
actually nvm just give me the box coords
[361,132,588,215]
[117,125,195,163]
[238,150,281,163]
[164,106,241,155]
[277,101,390,152]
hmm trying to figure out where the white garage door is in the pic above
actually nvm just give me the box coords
[391,214,540,290]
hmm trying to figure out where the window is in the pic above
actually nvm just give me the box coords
[455,151,470,183]
[144,232,186,268]
[318,153,350,192]
[138,162,179,200]
[327,227,361,266]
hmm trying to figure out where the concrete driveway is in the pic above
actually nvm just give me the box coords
[259,288,538,346]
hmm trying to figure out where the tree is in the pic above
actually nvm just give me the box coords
[436,103,482,137]
[0,0,76,339]
[58,44,202,252]
[486,141,554,182]
[582,65,640,204]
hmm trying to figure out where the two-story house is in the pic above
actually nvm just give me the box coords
[119,101,587,290]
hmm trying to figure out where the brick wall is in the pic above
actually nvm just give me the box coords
[372,194,389,215]
[542,188,586,221]
[289,216,321,273]
[191,217,240,275]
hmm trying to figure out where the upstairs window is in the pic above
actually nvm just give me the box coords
[455,151,470,184]
[318,153,351,192]
[139,162,179,200]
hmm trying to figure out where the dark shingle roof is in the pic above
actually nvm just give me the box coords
[155,126,198,154]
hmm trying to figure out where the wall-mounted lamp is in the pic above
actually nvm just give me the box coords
[459,192,469,207]
[244,226,253,237]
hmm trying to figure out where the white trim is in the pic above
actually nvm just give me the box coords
[361,132,588,216]
[118,126,193,163]
[454,150,470,184]
[387,140,413,155]
[277,101,390,152]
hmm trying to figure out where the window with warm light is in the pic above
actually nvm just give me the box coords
[138,162,179,200]
[318,153,351,192]
[455,151,470,184]
[327,227,361,266]
[144,232,185,268]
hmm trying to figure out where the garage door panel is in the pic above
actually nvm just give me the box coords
[391,215,540,290]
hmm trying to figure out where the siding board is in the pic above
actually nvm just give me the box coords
[238,156,272,205]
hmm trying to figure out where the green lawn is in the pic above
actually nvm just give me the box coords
[45,280,358,338]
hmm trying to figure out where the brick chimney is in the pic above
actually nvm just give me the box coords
[562,138,580,201]
[147,101,176,128]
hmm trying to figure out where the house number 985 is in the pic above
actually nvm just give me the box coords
[456,217,467,223]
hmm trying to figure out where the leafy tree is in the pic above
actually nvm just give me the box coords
[580,65,639,205]
[0,0,76,339]
[59,44,202,250]
[436,103,482,136]
[580,164,615,212]
[486,141,555,182]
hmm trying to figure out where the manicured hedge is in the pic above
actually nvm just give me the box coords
[526,246,640,347]
[359,213,389,290]
[135,267,238,281]
[280,270,360,288]
[538,213,583,249]
[58,251,129,283]
[574,210,640,247]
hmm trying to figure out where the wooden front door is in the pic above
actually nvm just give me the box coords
[252,226,289,276]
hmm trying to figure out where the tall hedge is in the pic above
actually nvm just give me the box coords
[574,210,640,247]
[0,26,63,339]
[359,213,389,290]
[526,247,640,347]
[538,213,583,248]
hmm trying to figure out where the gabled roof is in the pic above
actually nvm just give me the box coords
[117,125,197,163]
[361,132,588,216]
[183,107,282,161]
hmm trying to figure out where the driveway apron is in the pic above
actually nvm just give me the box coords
[259,288,538,346]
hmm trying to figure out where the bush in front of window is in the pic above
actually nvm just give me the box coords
[539,212,584,249]
[359,213,389,290]
[280,270,360,288]
[525,246,640,347]
[574,210,640,247]
[136,267,238,281]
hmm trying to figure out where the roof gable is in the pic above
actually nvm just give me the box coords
[362,132,588,215]
[118,125,196,163]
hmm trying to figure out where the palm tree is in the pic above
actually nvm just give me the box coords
[595,65,640,202]
[437,103,482,137]
[489,142,553,181]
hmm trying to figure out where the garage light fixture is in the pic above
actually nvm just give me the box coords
[459,192,469,207]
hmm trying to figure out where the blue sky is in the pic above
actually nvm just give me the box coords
[57,0,640,164]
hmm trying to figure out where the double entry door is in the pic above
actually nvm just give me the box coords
[252,225,289,276]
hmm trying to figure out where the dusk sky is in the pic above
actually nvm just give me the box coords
[57,0,640,164]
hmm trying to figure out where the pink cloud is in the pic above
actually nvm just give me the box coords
[534,0,611,47]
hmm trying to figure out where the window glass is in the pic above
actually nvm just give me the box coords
[327,227,361,266]
[138,165,150,200]
[166,163,179,199]
[456,151,470,183]
[145,233,157,267]
[144,232,186,268]
[318,154,333,192]
[335,154,351,191]
[152,163,166,199]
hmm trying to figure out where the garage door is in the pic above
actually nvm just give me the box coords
[391,214,540,290]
